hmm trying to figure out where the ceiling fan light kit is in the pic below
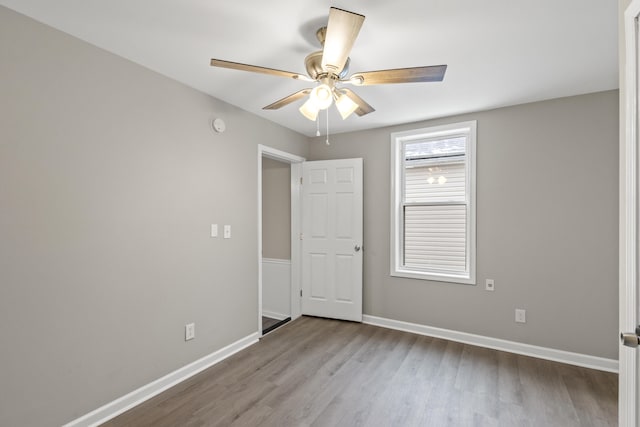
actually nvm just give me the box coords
[310,83,333,109]
[210,7,447,126]
[335,90,359,119]
[299,98,320,121]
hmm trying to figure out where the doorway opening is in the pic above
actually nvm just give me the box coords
[261,157,292,334]
[257,145,304,337]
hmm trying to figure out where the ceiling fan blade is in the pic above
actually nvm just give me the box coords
[263,89,312,110]
[210,59,312,81]
[341,88,375,116]
[321,8,365,75]
[350,65,447,85]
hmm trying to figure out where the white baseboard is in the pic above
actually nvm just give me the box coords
[362,315,618,373]
[262,310,289,320]
[63,332,260,427]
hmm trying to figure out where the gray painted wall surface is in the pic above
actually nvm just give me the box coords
[261,158,291,260]
[0,7,307,427]
[0,5,620,427]
[309,90,619,360]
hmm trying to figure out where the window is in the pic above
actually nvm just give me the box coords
[390,121,476,284]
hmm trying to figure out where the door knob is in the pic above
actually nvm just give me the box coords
[621,326,640,348]
[354,245,361,252]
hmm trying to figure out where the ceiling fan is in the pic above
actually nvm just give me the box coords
[210,7,447,121]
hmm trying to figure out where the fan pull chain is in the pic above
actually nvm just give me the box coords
[316,115,320,137]
[325,109,330,146]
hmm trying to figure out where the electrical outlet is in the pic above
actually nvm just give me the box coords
[515,309,526,323]
[185,323,195,341]
[485,279,495,291]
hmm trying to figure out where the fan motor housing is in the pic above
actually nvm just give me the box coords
[304,51,324,80]
[305,50,350,80]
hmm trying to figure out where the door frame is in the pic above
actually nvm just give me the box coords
[621,1,640,424]
[257,144,305,336]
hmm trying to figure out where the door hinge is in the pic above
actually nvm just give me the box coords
[300,289,303,297]
[300,177,303,185]
[300,233,303,240]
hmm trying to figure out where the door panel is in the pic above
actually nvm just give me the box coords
[309,194,328,237]
[335,255,354,302]
[336,193,354,237]
[310,254,327,299]
[302,158,363,322]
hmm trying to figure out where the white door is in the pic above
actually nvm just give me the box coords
[301,158,363,322]
[620,2,640,425]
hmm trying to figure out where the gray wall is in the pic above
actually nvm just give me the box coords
[0,4,620,426]
[309,90,619,360]
[0,7,307,427]
[262,158,291,260]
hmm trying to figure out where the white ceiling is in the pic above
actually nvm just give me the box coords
[1,0,618,137]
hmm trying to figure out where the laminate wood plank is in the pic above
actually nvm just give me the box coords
[215,317,327,387]
[259,320,360,405]
[301,326,403,426]
[102,316,617,427]
[312,330,417,426]
[360,335,440,426]
[419,340,466,425]
[228,403,273,427]
[496,350,524,405]
[455,345,500,420]
[587,369,618,422]
[261,316,280,331]
[257,321,376,426]
[391,337,450,425]
[560,364,617,427]
[518,356,582,426]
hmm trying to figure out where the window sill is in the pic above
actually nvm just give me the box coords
[391,268,476,285]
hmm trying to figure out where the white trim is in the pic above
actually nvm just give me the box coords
[258,150,263,335]
[260,145,305,164]
[62,332,259,427]
[290,162,303,321]
[390,121,477,285]
[257,145,305,337]
[391,268,475,285]
[262,258,292,265]
[621,2,640,425]
[262,310,289,320]
[363,315,618,373]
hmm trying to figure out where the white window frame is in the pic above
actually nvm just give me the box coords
[390,121,476,284]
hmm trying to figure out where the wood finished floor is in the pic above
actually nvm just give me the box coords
[261,316,282,333]
[103,316,617,427]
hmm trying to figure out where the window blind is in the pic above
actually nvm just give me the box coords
[403,204,467,271]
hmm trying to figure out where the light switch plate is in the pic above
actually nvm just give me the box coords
[224,225,231,239]
[211,224,218,238]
